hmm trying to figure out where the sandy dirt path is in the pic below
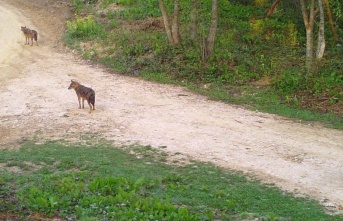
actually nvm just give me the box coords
[0,0,342,213]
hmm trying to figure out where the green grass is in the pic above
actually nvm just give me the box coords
[0,141,342,220]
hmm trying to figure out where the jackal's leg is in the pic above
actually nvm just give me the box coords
[82,98,85,109]
[78,97,81,109]
[87,100,92,113]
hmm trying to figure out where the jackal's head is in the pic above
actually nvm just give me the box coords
[68,80,81,90]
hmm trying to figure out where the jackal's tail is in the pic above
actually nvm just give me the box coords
[89,93,95,108]
[34,31,38,41]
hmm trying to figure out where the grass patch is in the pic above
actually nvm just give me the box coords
[66,16,105,40]
[0,141,342,220]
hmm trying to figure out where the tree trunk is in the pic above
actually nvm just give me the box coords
[203,0,218,61]
[159,0,174,44]
[316,0,325,59]
[324,0,338,43]
[266,0,283,17]
[300,0,316,70]
[305,29,314,60]
[190,0,198,40]
[171,0,181,44]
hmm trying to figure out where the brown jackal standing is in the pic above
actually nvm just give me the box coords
[21,26,38,46]
[68,80,95,113]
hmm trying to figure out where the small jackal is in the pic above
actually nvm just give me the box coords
[21,26,38,46]
[68,80,95,113]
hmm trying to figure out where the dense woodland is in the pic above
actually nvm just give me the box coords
[66,0,343,120]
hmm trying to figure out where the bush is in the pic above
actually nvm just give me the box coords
[312,72,343,99]
[271,69,305,95]
[66,16,105,40]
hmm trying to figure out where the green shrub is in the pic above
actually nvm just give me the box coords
[271,69,305,95]
[313,72,343,99]
[66,16,105,40]
[249,18,298,46]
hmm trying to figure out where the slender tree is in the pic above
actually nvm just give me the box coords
[171,0,181,44]
[316,0,325,59]
[324,0,339,43]
[300,0,317,70]
[158,0,181,45]
[190,0,198,40]
[300,0,327,71]
[159,0,173,44]
[202,0,218,60]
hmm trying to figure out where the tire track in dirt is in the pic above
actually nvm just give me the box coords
[0,0,342,213]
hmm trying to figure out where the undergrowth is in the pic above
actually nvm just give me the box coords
[0,141,342,220]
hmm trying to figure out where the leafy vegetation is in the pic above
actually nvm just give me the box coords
[64,0,343,128]
[1,141,342,220]
[66,15,105,40]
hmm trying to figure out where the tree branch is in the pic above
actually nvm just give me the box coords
[266,0,283,18]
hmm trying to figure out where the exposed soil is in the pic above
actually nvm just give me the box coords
[0,0,343,216]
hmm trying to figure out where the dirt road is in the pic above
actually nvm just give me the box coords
[0,0,342,213]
